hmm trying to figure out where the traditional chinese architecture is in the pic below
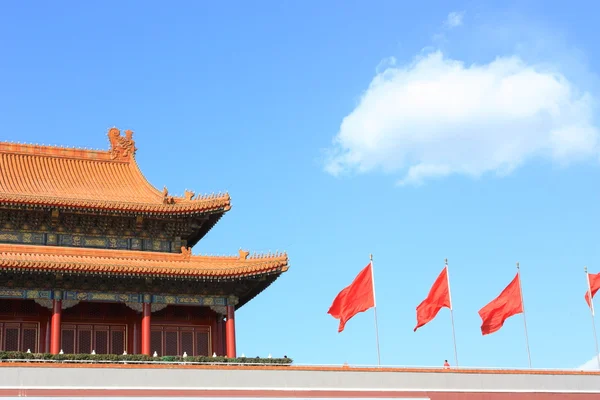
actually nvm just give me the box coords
[0,128,288,357]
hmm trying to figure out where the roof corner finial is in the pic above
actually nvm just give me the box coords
[162,186,174,204]
[184,189,195,201]
[238,249,250,260]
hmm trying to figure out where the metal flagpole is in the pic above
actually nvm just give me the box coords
[584,266,600,370]
[370,254,382,366]
[445,258,459,368]
[516,262,532,368]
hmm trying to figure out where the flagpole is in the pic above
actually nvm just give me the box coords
[584,266,600,370]
[516,262,532,368]
[445,258,459,368]
[370,254,381,366]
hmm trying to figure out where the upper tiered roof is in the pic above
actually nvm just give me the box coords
[0,128,231,215]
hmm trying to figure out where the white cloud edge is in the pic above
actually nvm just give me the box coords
[324,50,599,185]
[578,354,600,370]
[445,11,465,28]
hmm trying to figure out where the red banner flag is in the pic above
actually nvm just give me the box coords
[328,263,375,332]
[479,273,523,335]
[585,272,600,308]
[414,266,451,332]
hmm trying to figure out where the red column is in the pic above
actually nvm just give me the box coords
[225,305,236,358]
[211,316,218,356]
[222,318,227,356]
[50,299,62,355]
[133,320,140,355]
[216,317,223,356]
[141,303,151,356]
[44,319,50,353]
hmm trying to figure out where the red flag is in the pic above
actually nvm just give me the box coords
[479,273,523,335]
[414,266,451,332]
[328,263,375,332]
[585,272,600,308]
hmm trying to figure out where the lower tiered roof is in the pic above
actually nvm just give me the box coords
[0,243,288,279]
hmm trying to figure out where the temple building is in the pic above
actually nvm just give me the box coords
[0,128,288,357]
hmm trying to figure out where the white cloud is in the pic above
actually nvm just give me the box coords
[376,57,397,74]
[324,51,599,185]
[578,355,600,370]
[445,11,465,28]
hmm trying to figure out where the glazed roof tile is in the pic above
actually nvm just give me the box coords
[0,244,289,279]
[0,128,231,215]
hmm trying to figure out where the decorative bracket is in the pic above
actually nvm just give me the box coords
[50,209,59,228]
[124,302,167,313]
[227,295,239,306]
[135,216,143,231]
[210,305,227,315]
[34,298,79,310]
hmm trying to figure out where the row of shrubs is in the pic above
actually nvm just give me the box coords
[0,351,292,364]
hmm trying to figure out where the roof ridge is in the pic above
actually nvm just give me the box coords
[167,189,231,204]
[0,140,105,152]
[0,127,136,163]
[192,250,288,261]
[0,141,114,161]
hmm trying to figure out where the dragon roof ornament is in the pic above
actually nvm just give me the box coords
[108,127,137,161]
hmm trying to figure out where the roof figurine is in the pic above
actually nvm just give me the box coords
[238,249,250,260]
[107,127,137,161]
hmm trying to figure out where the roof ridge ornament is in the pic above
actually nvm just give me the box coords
[162,186,174,204]
[238,249,249,260]
[184,190,195,201]
[107,127,137,161]
[180,246,192,260]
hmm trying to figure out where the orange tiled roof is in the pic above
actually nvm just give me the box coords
[0,128,231,215]
[0,243,288,278]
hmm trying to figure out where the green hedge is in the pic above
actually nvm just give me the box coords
[0,351,292,365]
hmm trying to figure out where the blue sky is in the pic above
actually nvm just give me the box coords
[1,1,600,370]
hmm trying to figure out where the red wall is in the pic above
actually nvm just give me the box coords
[0,299,50,352]
[0,299,221,355]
